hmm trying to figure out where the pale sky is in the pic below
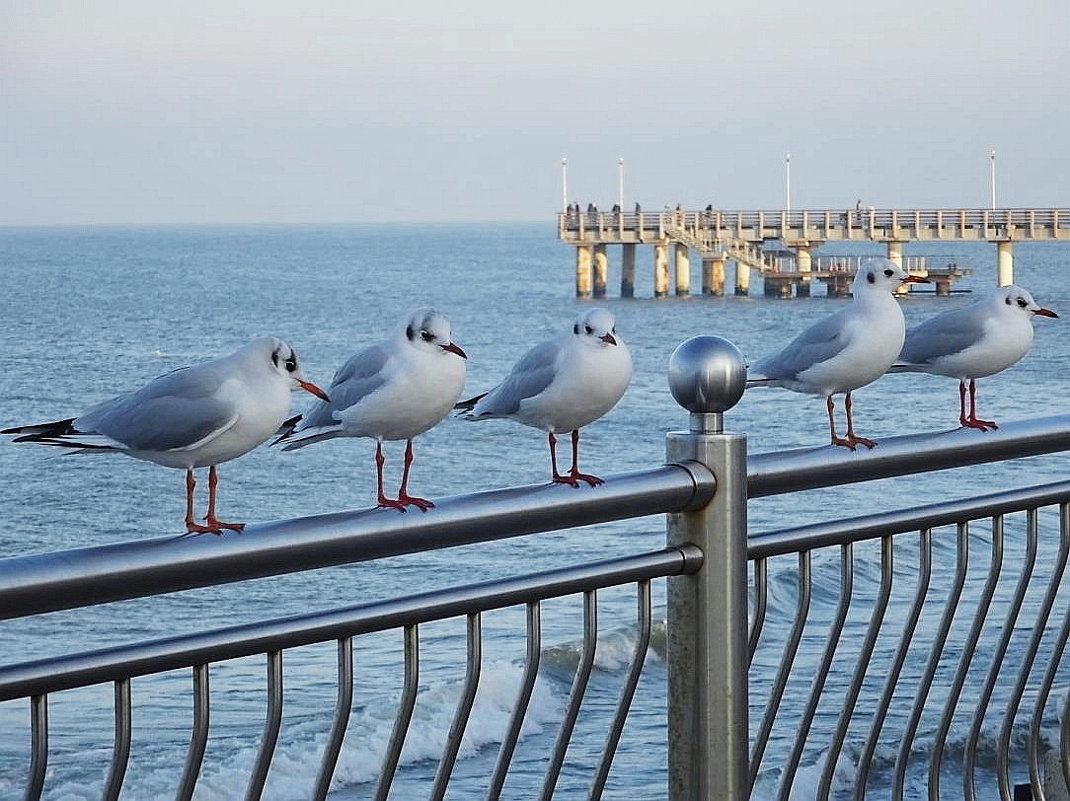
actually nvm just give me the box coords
[2,0,1068,225]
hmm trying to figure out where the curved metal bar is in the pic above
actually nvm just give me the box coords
[997,509,1057,795]
[931,515,1004,799]
[313,637,353,801]
[102,678,132,801]
[487,601,541,800]
[1027,503,1070,799]
[817,535,894,800]
[431,615,482,801]
[24,694,47,801]
[245,650,283,801]
[894,522,968,801]
[856,530,932,797]
[963,514,1018,801]
[176,663,210,801]
[748,557,768,666]
[778,543,852,801]
[590,580,652,800]
[749,551,811,792]
[540,589,598,801]
[0,464,713,622]
[374,624,419,801]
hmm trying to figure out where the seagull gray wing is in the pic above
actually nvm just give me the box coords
[77,366,238,452]
[753,311,852,381]
[299,343,390,429]
[474,339,560,417]
[898,306,988,366]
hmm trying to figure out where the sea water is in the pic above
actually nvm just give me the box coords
[0,223,1067,799]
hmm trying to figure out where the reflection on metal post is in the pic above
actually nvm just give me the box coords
[665,336,749,801]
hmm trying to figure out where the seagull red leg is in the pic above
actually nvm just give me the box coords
[566,428,603,486]
[203,465,245,532]
[183,468,221,534]
[965,379,998,430]
[375,440,407,511]
[827,395,855,449]
[844,391,876,449]
[396,438,434,511]
[549,432,578,486]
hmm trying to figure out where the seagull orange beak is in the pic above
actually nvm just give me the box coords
[901,274,930,284]
[441,342,468,359]
[1035,307,1059,318]
[600,333,618,345]
[299,380,331,402]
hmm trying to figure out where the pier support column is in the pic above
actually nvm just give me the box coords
[674,243,691,296]
[654,243,670,298]
[575,246,592,298]
[593,244,608,298]
[734,261,750,296]
[702,257,726,296]
[621,243,636,298]
[795,246,812,297]
[997,240,1014,286]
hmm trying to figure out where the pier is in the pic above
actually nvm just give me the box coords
[558,207,1070,298]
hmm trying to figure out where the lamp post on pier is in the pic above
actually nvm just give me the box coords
[618,157,624,210]
[990,150,997,210]
[561,157,568,212]
[785,153,791,212]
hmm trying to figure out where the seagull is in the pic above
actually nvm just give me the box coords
[746,258,928,449]
[456,307,632,486]
[889,284,1057,430]
[2,337,329,534]
[274,308,467,511]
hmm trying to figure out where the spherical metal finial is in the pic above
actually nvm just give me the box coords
[668,336,747,431]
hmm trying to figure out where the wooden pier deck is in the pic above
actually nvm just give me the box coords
[557,207,1070,298]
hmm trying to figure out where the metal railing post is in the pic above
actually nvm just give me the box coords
[665,336,749,801]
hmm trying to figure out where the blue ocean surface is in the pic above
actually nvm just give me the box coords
[0,223,1067,799]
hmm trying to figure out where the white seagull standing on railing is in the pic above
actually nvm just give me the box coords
[456,307,632,486]
[274,308,467,511]
[746,258,928,449]
[1,337,330,533]
[889,284,1057,430]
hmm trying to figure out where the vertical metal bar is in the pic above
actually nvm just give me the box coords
[1027,503,1069,798]
[374,624,419,801]
[779,542,853,801]
[590,580,653,800]
[817,535,895,800]
[895,522,968,801]
[313,637,353,801]
[24,694,47,801]
[991,510,1039,800]
[176,663,210,801]
[856,529,932,798]
[487,602,541,800]
[750,551,811,791]
[666,421,749,801]
[245,650,283,801]
[431,614,482,801]
[964,514,1010,801]
[540,589,598,801]
[748,557,768,666]
[931,516,1004,800]
[102,678,132,801]
[1062,688,1070,793]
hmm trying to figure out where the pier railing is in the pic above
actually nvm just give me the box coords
[2,337,1070,800]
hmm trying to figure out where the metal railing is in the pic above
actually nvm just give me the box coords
[2,337,1070,800]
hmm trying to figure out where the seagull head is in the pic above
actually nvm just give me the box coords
[263,337,330,401]
[572,307,622,347]
[853,258,929,294]
[403,308,467,359]
[995,285,1059,319]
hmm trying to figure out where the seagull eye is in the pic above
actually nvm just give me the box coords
[1017,298,1028,308]
[285,355,298,373]
[883,268,894,277]
[421,330,435,343]
[584,325,594,335]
